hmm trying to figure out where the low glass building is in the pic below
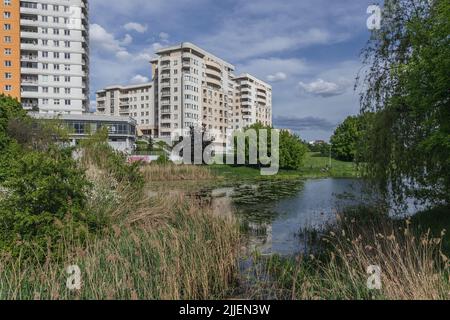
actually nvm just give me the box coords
[31,113,137,154]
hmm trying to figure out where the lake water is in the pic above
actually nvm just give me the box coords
[201,178,422,256]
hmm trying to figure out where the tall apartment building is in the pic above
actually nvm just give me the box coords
[0,0,89,114]
[96,82,156,136]
[151,42,237,144]
[95,42,272,145]
[233,73,272,129]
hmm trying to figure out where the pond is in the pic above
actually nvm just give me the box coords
[199,178,422,256]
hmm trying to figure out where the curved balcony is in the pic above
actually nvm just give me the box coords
[205,60,222,73]
[205,68,222,80]
[205,77,222,88]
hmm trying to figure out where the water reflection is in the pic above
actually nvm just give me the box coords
[206,179,381,256]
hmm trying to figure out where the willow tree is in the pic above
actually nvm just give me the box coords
[359,0,450,205]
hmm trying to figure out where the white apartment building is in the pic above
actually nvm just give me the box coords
[96,82,156,136]
[95,43,272,146]
[233,73,272,129]
[18,0,89,114]
[151,42,237,145]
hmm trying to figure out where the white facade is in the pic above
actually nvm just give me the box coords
[96,82,156,136]
[233,73,272,129]
[20,0,89,114]
[150,42,272,147]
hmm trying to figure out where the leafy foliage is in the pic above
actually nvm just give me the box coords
[279,130,308,170]
[0,147,92,257]
[330,114,372,162]
[359,0,450,205]
[233,123,307,170]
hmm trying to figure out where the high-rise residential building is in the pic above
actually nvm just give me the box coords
[95,42,272,146]
[233,73,272,129]
[150,42,272,145]
[0,0,89,114]
[151,42,236,144]
[96,82,156,136]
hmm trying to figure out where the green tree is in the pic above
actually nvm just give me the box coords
[234,123,307,170]
[0,146,92,257]
[0,95,26,150]
[279,130,308,170]
[330,115,370,162]
[360,0,450,204]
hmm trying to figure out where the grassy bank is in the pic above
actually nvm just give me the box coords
[245,206,450,300]
[0,142,240,300]
[210,152,358,180]
[0,195,239,299]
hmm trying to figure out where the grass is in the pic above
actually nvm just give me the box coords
[0,146,240,300]
[141,163,216,181]
[410,206,450,255]
[0,195,240,300]
[210,152,359,180]
[246,206,450,300]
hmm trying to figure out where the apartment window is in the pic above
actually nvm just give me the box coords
[4,0,11,6]
[42,87,48,93]
[64,76,70,82]
[53,5,59,12]
[54,40,59,47]
[42,39,48,46]
[42,63,49,70]
[53,28,60,35]
[64,64,70,71]
[3,12,11,18]
[42,4,48,10]
[42,27,48,34]
[4,24,11,31]
[4,60,11,67]
[4,85,12,91]
[65,88,71,94]
[54,99,60,105]
[54,52,60,59]
[5,72,12,79]
[65,100,71,106]
[53,88,60,94]
[4,48,11,55]
[43,99,48,105]
[53,17,59,23]
[54,64,60,70]
[64,53,71,59]
[54,76,60,82]
[42,51,48,58]
[4,36,11,43]
[64,41,70,48]
[64,29,70,36]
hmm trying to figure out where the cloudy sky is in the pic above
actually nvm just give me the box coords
[89,0,376,141]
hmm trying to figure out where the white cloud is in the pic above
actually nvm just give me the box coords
[130,74,150,84]
[298,78,349,98]
[124,22,148,33]
[237,57,308,80]
[159,32,169,41]
[121,34,133,46]
[90,24,126,53]
[267,72,287,82]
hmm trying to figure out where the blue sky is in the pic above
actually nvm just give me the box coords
[89,0,377,141]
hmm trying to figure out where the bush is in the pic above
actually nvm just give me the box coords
[279,130,308,170]
[0,146,94,258]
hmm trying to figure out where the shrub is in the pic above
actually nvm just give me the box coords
[0,146,93,258]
